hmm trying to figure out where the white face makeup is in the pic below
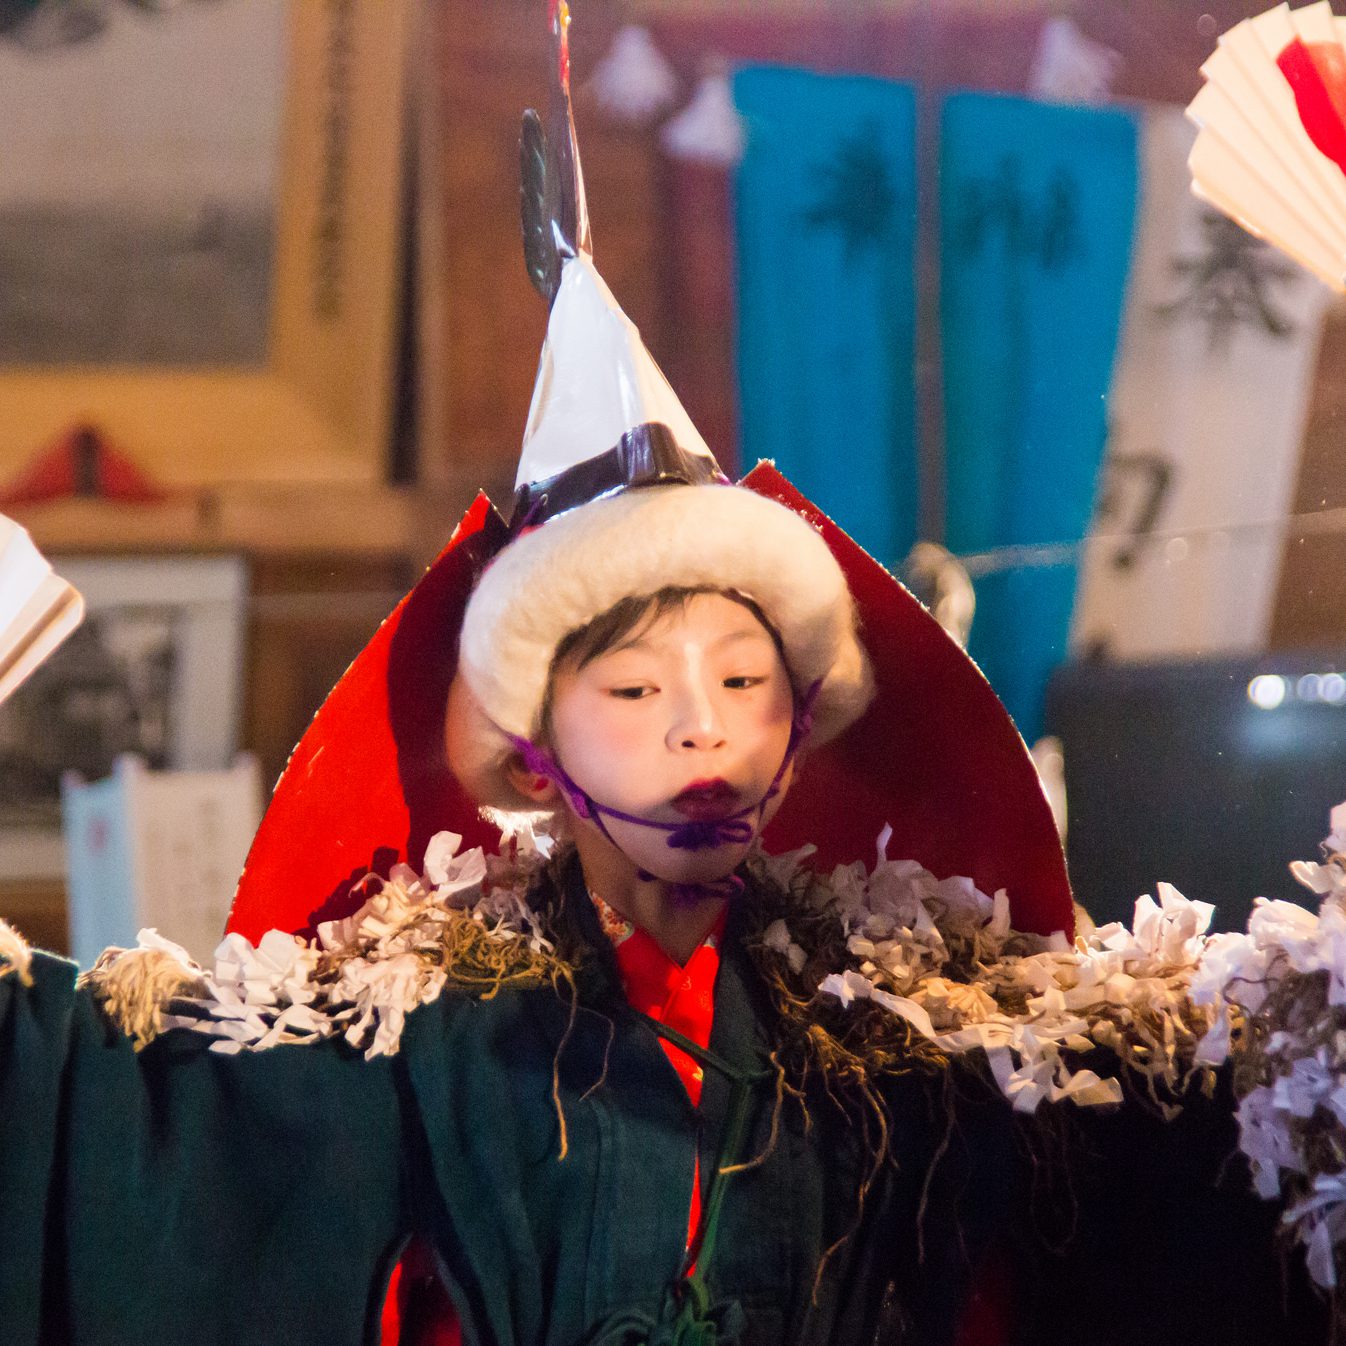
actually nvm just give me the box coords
[546,592,797,886]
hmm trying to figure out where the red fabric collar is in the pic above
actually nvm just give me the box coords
[589,892,725,1106]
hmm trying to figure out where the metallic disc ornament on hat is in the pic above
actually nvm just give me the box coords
[520,0,588,307]
[1187,1,1346,290]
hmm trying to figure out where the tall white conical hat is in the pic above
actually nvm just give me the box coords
[517,253,717,490]
[507,2,723,524]
[450,0,872,810]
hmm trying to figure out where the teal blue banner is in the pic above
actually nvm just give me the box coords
[734,67,918,571]
[940,94,1138,743]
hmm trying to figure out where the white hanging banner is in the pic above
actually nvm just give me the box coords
[1072,106,1330,660]
[62,754,262,968]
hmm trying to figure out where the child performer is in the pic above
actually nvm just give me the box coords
[288,6,1067,1341]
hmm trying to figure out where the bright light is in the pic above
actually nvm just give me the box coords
[1321,673,1346,705]
[1248,674,1288,710]
[1298,673,1323,702]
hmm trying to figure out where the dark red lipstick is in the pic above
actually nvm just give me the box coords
[671,778,739,820]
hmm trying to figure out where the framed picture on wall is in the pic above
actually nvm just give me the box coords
[0,0,411,491]
[0,554,249,880]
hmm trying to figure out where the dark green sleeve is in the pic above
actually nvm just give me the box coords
[1,951,412,1346]
[0,951,77,1345]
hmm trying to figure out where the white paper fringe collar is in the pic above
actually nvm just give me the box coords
[20,802,1346,1288]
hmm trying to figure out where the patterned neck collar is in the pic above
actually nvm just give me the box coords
[587,887,723,958]
[589,889,637,948]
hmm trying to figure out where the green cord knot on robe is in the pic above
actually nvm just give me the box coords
[580,1277,747,1346]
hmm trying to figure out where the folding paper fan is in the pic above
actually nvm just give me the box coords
[1188,1,1346,290]
[0,515,82,708]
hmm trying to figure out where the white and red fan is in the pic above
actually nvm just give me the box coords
[1189,2,1346,290]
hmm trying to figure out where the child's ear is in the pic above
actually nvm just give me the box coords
[505,754,560,805]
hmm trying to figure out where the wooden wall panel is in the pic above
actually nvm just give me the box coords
[1271,307,1346,651]
[244,554,416,792]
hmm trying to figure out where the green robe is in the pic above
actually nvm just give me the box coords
[0,864,1010,1346]
[0,859,1330,1344]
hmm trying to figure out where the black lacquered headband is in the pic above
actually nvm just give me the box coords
[507,421,728,536]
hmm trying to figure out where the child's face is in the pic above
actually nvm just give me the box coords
[547,592,796,885]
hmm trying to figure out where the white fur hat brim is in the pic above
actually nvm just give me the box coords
[449,482,873,811]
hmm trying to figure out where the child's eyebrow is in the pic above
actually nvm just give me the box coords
[713,628,774,649]
[607,634,654,656]
[603,625,772,658]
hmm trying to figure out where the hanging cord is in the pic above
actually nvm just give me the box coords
[951,503,1346,579]
[575,1015,768,1344]
[650,1013,772,1343]
[642,1020,764,1281]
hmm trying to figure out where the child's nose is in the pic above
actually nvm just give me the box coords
[669,682,727,751]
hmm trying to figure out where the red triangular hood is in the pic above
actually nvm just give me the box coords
[228,466,1073,942]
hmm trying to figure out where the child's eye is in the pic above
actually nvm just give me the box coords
[608,685,654,700]
[723,675,766,690]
